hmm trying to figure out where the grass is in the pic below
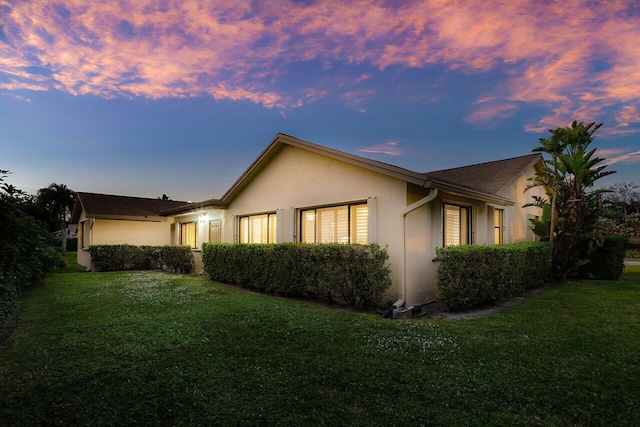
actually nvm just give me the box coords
[1,267,639,426]
[55,251,87,273]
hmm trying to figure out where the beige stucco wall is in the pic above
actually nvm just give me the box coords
[223,145,410,303]
[499,165,545,243]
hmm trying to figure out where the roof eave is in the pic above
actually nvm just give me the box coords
[494,154,544,195]
[221,133,429,202]
[161,199,227,215]
[430,179,515,206]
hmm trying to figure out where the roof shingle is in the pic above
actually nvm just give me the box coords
[425,154,542,195]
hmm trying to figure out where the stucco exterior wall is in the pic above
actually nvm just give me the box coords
[224,145,410,302]
[499,165,545,243]
[91,219,174,246]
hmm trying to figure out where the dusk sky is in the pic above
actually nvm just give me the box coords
[1,0,639,202]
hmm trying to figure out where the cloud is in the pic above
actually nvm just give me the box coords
[339,89,374,108]
[598,148,640,166]
[359,140,403,156]
[0,0,639,134]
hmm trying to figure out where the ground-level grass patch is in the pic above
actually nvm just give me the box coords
[1,269,639,425]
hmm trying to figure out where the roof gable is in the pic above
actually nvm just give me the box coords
[426,154,542,195]
[71,192,190,222]
[220,133,430,203]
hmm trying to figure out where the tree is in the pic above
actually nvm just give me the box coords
[1,170,64,328]
[525,121,615,280]
[37,183,76,248]
[158,194,172,200]
[604,182,640,217]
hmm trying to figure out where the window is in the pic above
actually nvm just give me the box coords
[180,222,198,249]
[494,208,504,244]
[239,213,277,243]
[443,204,470,246]
[301,203,368,244]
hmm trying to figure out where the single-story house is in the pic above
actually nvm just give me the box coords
[71,133,545,307]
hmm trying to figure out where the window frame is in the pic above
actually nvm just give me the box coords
[238,212,277,244]
[180,221,198,249]
[443,203,471,247]
[299,202,368,244]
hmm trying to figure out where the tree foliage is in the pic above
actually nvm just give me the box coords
[37,183,76,248]
[525,121,615,280]
[1,170,65,330]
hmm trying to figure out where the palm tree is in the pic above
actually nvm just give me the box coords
[37,183,76,248]
[526,121,615,279]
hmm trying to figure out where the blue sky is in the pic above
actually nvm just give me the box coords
[1,1,639,202]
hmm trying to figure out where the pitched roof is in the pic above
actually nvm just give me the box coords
[71,192,190,223]
[426,153,542,195]
[215,133,535,207]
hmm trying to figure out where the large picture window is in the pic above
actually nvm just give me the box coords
[180,222,198,249]
[239,213,277,244]
[443,204,470,246]
[301,203,368,244]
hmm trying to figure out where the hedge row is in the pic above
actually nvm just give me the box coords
[436,242,550,310]
[202,243,392,308]
[579,235,627,280]
[1,199,64,331]
[89,245,195,274]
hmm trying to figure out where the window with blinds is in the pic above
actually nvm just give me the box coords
[443,204,470,246]
[301,203,368,244]
[239,213,277,244]
[180,222,198,249]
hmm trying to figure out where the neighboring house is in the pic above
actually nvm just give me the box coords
[52,224,77,239]
[71,133,545,307]
[71,193,191,270]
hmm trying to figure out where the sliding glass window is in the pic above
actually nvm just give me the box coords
[301,203,368,244]
[239,213,277,244]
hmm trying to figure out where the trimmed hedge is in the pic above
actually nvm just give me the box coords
[436,242,550,311]
[89,245,195,274]
[202,243,392,308]
[579,235,627,280]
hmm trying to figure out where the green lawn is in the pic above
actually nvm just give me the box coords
[1,266,639,426]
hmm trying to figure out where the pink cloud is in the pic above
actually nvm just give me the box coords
[598,148,640,166]
[359,141,404,156]
[0,0,638,135]
[339,89,374,108]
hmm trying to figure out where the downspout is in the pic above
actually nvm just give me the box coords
[392,188,438,309]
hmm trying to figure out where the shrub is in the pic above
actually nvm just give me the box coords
[202,243,392,308]
[436,242,550,310]
[157,245,196,274]
[579,235,627,280]
[65,237,78,252]
[89,245,195,274]
[1,198,65,330]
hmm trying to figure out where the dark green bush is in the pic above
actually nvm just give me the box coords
[579,235,627,280]
[89,245,194,274]
[202,243,391,308]
[1,198,65,330]
[65,237,78,252]
[436,242,550,310]
[157,245,196,274]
